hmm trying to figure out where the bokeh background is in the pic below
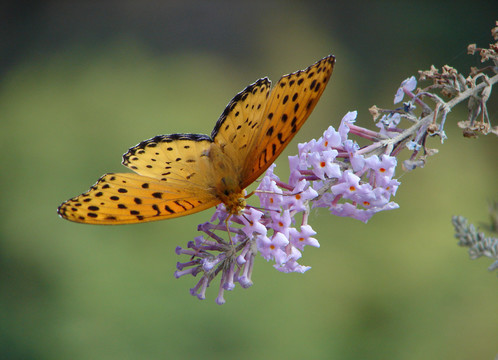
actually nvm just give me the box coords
[1,1,497,359]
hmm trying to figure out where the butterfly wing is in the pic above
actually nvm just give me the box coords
[57,172,220,224]
[210,78,272,176]
[58,134,222,224]
[123,133,215,186]
[241,55,335,187]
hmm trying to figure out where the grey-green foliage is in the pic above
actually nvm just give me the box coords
[452,215,498,273]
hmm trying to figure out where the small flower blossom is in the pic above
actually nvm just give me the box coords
[274,246,311,273]
[394,76,417,103]
[350,152,366,173]
[263,163,280,182]
[380,112,401,128]
[257,176,284,210]
[282,179,319,212]
[289,225,320,250]
[338,111,357,141]
[406,140,422,151]
[309,150,341,179]
[297,138,318,157]
[330,171,364,198]
[269,210,292,238]
[365,154,397,182]
[321,126,343,149]
[239,208,267,237]
[257,233,289,264]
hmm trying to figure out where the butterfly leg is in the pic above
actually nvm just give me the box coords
[244,191,255,199]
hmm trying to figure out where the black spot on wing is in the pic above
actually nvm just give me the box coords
[165,205,175,214]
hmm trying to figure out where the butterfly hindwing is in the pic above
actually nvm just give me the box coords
[57,173,220,224]
[122,133,214,188]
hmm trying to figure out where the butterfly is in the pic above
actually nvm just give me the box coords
[57,55,335,224]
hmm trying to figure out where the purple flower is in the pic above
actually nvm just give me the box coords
[338,111,357,140]
[269,210,292,238]
[394,76,417,103]
[257,177,284,210]
[176,103,402,303]
[406,140,421,151]
[331,171,366,199]
[320,126,343,150]
[309,150,341,180]
[239,208,267,237]
[256,232,289,264]
[274,246,311,273]
[289,225,320,250]
[298,139,318,157]
[365,154,397,187]
[282,179,319,212]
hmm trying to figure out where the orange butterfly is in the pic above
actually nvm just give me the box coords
[58,55,335,224]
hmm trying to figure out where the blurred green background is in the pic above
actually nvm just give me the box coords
[1,1,497,359]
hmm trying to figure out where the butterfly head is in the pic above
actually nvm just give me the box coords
[214,175,246,214]
[222,192,247,215]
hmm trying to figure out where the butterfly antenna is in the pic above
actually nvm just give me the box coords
[245,204,281,214]
[254,189,303,197]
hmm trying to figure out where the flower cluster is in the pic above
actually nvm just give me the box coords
[289,111,400,223]
[175,22,498,303]
[175,111,400,304]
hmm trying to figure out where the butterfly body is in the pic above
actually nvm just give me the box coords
[204,140,246,214]
[58,55,335,224]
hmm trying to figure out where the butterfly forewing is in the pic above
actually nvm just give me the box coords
[211,78,271,173]
[57,173,220,224]
[241,55,335,187]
